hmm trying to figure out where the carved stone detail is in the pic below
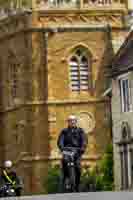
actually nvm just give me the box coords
[37,13,124,28]
[79,15,88,22]
[107,15,122,26]
[49,16,57,22]
[0,14,29,39]
[65,16,73,23]
[94,16,103,22]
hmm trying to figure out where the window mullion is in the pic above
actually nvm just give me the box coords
[80,55,89,91]
[78,59,81,91]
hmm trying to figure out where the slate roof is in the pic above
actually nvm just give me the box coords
[111,30,133,77]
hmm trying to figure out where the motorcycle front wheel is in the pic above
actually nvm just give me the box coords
[69,166,76,192]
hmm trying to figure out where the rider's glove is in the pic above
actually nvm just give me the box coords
[80,148,85,154]
[60,147,64,152]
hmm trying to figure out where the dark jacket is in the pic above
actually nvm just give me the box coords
[57,126,87,156]
[1,170,18,185]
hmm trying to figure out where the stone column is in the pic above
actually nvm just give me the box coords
[29,29,49,193]
[80,0,84,9]
[32,0,37,10]
[128,0,133,11]
[119,145,124,190]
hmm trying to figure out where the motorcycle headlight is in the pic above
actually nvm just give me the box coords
[7,189,15,193]
[70,163,74,166]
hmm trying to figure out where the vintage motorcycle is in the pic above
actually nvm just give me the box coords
[0,176,23,197]
[0,183,17,197]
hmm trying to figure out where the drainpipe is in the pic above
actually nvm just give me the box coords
[102,87,113,139]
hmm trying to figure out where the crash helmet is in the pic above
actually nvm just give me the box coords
[4,160,13,168]
[67,115,77,122]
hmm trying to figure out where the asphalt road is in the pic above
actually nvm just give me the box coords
[4,192,133,200]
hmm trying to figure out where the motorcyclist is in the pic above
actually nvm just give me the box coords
[57,115,87,192]
[0,160,23,196]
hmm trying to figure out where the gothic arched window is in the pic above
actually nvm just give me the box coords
[69,47,91,91]
[8,54,20,104]
[10,62,18,99]
[7,50,22,107]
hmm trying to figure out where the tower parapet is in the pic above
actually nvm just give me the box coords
[0,0,127,12]
[34,0,126,10]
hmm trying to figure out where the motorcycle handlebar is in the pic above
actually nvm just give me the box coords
[62,147,81,152]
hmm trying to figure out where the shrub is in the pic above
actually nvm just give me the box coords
[43,165,60,194]
[81,143,114,191]
[96,143,114,190]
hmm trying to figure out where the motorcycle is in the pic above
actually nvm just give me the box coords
[61,147,80,192]
[0,177,23,197]
[0,183,17,197]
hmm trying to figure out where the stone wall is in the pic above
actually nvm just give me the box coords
[112,71,133,190]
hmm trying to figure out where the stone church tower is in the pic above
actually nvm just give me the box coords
[0,0,131,194]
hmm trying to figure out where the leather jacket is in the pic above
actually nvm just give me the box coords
[57,126,87,156]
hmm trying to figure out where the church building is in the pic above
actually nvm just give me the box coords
[0,0,131,194]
